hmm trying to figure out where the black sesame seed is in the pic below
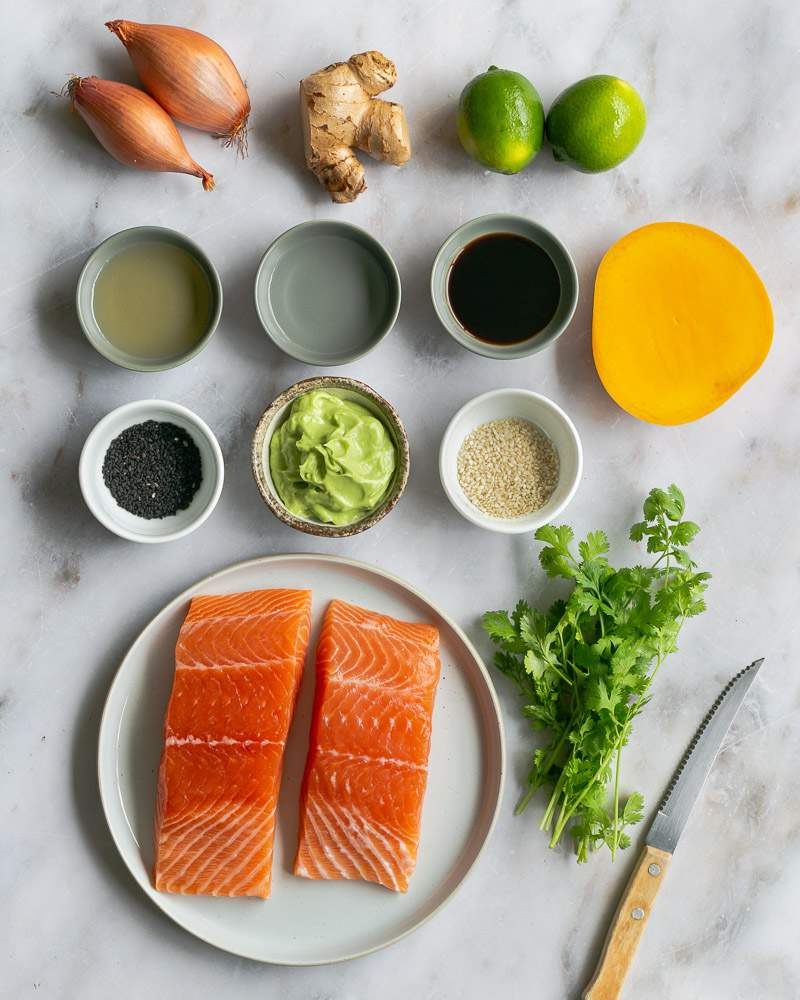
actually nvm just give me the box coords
[102,420,203,519]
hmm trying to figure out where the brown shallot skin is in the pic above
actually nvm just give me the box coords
[106,20,250,156]
[67,77,214,190]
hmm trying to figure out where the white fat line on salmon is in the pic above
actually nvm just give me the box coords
[322,666,438,692]
[338,800,410,880]
[158,796,254,880]
[175,658,297,671]
[307,796,379,886]
[332,618,439,651]
[189,807,275,896]
[165,735,281,747]
[317,747,427,771]
[182,609,306,631]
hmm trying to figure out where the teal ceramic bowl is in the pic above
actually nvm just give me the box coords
[254,221,401,366]
[430,214,579,360]
[76,226,223,372]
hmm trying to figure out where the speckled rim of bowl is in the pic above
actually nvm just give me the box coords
[430,213,579,360]
[253,220,402,366]
[75,226,223,373]
[251,376,410,537]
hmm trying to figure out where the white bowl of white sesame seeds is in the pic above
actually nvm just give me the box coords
[439,388,583,533]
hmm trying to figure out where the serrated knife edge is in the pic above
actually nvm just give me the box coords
[647,658,763,855]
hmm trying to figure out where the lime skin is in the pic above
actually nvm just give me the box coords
[457,66,544,174]
[545,74,646,173]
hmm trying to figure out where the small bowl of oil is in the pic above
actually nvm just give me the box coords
[76,226,223,372]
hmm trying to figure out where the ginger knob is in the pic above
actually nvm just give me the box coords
[299,50,411,203]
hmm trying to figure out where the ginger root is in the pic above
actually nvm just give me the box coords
[299,50,411,203]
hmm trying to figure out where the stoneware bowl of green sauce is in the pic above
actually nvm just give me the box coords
[431,214,578,360]
[76,226,223,372]
[79,399,224,543]
[251,377,410,537]
[254,221,401,365]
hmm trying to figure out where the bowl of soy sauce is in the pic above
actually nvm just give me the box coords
[431,214,578,359]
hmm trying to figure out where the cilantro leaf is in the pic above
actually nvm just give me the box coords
[579,530,610,562]
[671,520,700,547]
[535,524,577,579]
[482,610,519,645]
[622,791,645,825]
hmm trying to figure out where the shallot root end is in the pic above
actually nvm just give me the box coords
[215,114,250,158]
[62,74,83,104]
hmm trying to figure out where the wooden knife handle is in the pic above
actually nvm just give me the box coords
[582,844,671,1000]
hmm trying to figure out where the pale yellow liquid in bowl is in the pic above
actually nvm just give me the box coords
[92,242,213,362]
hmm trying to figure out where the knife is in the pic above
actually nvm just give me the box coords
[583,658,763,1000]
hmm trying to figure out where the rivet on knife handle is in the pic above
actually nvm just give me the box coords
[582,844,671,1000]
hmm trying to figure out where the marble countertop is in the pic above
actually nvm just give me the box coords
[3,1,799,997]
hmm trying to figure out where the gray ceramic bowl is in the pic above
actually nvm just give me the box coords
[251,376,410,537]
[430,214,579,360]
[254,221,401,365]
[76,226,223,372]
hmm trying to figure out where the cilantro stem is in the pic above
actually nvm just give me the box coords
[551,797,569,845]
[515,784,537,815]
[540,767,568,832]
[549,662,573,687]
[529,709,580,821]
[549,740,618,846]
[611,745,622,861]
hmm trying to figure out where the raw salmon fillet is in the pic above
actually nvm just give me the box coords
[154,588,312,898]
[294,599,441,892]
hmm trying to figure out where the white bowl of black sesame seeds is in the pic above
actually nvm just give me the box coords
[79,400,224,543]
[439,388,583,533]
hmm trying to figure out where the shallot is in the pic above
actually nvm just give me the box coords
[106,20,250,156]
[66,76,214,190]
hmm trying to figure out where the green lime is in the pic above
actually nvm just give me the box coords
[545,75,646,173]
[457,66,544,174]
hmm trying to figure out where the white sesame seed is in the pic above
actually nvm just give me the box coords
[456,417,560,518]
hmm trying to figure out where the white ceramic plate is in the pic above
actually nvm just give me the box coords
[98,554,505,964]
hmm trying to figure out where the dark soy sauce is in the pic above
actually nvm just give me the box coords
[447,233,561,345]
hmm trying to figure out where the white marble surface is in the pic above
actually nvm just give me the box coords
[2,1,799,997]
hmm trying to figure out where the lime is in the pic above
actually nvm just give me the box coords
[545,75,646,173]
[457,66,544,174]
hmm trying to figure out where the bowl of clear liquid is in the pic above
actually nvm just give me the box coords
[254,220,401,366]
[76,226,223,372]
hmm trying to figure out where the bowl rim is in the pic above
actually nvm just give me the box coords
[430,213,579,360]
[251,376,410,537]
[438,387,583,534]
[253,219,402,366]
[75,225,224,373]
[78,399,225,543]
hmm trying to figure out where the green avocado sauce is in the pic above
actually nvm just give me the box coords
[269,390,397,526]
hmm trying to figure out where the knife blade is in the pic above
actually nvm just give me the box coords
[646,658,763,855]
[583,658,763,1000]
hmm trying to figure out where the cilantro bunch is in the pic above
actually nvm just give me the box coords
[482,486,710,863]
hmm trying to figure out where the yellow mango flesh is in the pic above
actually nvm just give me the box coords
[592,222,773,425]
